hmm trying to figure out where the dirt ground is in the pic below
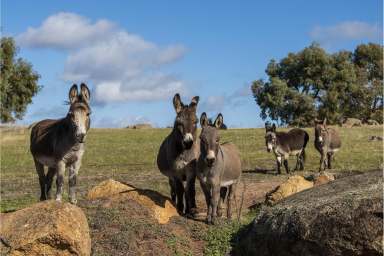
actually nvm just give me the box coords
[81,172,285,256]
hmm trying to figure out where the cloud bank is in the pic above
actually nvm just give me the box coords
[17,12,188,103]
[310,21,382,46]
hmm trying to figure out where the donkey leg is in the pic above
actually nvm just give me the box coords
[168,178,176,203]
[217,187,227,217]
[276,156,282,175]
[185,172,197,216]
[55,161,66,202]
[327,152,333,169]
[226,185,234,220]
[199,179,211,210]
[294,155,300,171]
[299,151,305,170]
[319,153,326,172]
[174,178,185,214]
[46,167,56,199]
[34,159,46,201]
[283,159,290,174]
[210,185,221,225]
[68,163,80,204]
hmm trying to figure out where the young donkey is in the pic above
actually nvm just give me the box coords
[157,94,199,215]
[30,83,91,204]
[265,123,309,174]
[314,118,341,171]
[198,113,241,225]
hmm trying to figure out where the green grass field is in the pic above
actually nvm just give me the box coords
[1,125,382,255]
[1,126,382,212]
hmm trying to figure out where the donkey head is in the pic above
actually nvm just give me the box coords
[314,118,327,144]
[200,113,223,167]
[265,122,277,152]
[68,83,91,143]
[173,93,199,150]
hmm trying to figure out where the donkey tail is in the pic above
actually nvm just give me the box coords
[301,148,306,163]
[303,131,309,149]
[301,131,309,164]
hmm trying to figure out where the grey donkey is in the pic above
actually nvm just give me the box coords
[314,118,341,171]
[157,93,200,216]
[197,113,241,225]
[30,83,91,204]
[265,123,309,174]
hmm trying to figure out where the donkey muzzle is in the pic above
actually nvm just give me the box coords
[206,157,215,167]
[76,133,86,143]
[182,133,194,149]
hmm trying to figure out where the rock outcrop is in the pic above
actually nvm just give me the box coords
[342,118,363,128]
[306,172,336,186]
[0,201,91,256]
[87,179,178,224]
[365,119,380,126]
[236,170,383,256]
[265,175,313,205]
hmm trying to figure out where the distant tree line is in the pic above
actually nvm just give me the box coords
[251,43,383,126]
[1,37,41,123]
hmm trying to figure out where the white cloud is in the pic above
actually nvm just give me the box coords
[17,12,188,103]
[200,85,251,112]
[17,12,116,49]
[94,115,153,128]
[310,21,382,45]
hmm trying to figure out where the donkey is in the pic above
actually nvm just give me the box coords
[314,118,341,171]
[265,123,309,174]
[157,93,200,216]
[197,113,241,225]
[30,83,91,204]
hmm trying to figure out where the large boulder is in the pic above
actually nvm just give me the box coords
[87,178,135,200]
[87,179,178,224]
[342,118,363,128]
[265,175,313,205]
[236,170,383,256]
[0,201,91,256]
[306,172,336,186]
[365,119,380,126]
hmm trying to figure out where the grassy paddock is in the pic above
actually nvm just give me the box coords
[1,126,382,212]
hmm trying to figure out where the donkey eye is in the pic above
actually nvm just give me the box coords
[87,112,91,116]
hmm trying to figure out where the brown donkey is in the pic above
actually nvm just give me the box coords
[157,93,199,216]
[198,113,241,225]
[30,83,91,204]
[314,118,341,171]
[265,123,309,174]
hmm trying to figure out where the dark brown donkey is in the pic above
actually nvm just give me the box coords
[198,113,241,225]
[157,93,199,215]
[30,83,91,204]
[265,123,309,174]
[314,118,341,171]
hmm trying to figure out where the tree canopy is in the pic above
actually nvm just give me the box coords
[1,37,41,123]
[251,43,383,126]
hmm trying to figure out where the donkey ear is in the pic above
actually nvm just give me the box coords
[200,112,209,127]
[323,118,327,126]
[189,96,199,109]
[173,93,184,114]
[272,123,276,132]
[214,113,224,129]
[80,83,90,103]
[69,84,78,104]
[265,122,271,131]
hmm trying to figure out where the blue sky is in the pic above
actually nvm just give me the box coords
[2,0,383,128]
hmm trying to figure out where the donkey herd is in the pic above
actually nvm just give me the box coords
[30,83,341,224]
